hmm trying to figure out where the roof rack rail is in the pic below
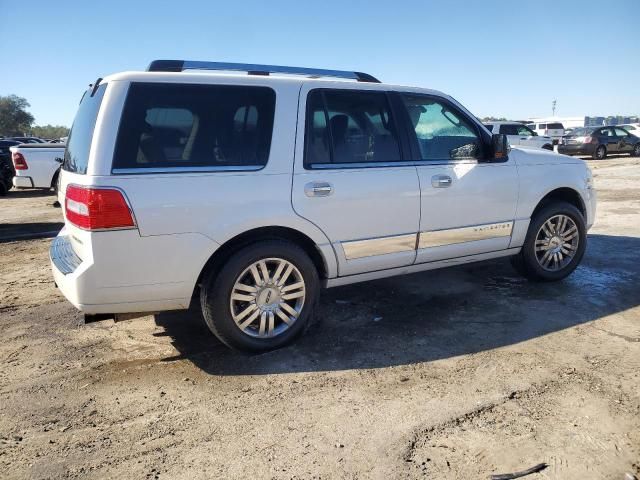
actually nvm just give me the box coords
[147,60,381,83]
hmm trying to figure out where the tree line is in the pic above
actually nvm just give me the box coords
[0,94,69,139]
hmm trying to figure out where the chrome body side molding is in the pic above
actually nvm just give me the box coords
[418,222,513,249]
[342,234,417,260]
[339,221,514,260]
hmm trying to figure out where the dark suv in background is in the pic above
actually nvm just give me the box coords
[559,126,640,159]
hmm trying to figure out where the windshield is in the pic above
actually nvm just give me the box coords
[63,83,107,174]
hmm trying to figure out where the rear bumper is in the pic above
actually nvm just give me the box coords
[558,144,595,156]
[13,176,34,188]
[50,228,217,315]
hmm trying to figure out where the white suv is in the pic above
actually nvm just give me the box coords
[484,121,554,151]
[51,60,596,351]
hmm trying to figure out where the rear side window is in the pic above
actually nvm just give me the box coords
[485,124,494,132]
[304,89,401,167]
[113,83,275,170]
[547,123,564,129]
[63,84,107,174]
[499,124,519,135]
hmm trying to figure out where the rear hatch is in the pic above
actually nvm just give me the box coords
[58,82,110,260]
[545,122,565,140]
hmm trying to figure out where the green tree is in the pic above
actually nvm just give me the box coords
[0,95,35,136]
[31,124,69,140]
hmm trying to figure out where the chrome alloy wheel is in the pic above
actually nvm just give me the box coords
[229,258,306,338]
[534,214,579,271]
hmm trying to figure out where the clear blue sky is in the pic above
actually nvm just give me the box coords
[1,0,637,126]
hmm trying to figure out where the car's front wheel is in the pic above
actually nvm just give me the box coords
[511,201,586,282]
[632,144,640,157]
[200,240,319,352]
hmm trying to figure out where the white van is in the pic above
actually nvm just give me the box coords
[527,122,565,144]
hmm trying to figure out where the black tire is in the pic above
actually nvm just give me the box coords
[592,145,606,160]
[510,201,586,282]
[0,181,7,196]
[200,240,319,352]
[51,169,60,194]
[542,144,553,151]
[632,143,640,157]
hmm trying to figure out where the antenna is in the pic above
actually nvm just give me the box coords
[552,99,557,116]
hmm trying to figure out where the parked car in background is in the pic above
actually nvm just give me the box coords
[484,121,554,150]
[527,122,565,144]
[10,143,65,191]
[0,139,20,195]
[7,136,46,144]
[51,60,595,352]
[619,123,640,137]
[559,126,640,159]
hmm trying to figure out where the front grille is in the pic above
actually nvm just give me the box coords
[50,236,82,275]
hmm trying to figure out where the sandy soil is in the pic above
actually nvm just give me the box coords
[0,157,639,479]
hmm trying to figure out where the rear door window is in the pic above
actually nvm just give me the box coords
[63,84,107,174]
[112,83,275,170]
[547,123,564,130]
[304,89,402,167]
[499,124,519,135]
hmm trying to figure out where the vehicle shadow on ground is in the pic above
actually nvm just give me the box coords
[0,222,64,242]
[3,189,55,199]
[154,234,639,375]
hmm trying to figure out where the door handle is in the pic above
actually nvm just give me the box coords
[304,181,334,197]
[431,175,452,188]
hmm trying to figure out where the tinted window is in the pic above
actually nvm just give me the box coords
[547,123,564,129]
[113,83,275,170]
[304,90,401,166]
[402,94,481,161]
[499,124,519,135]
[485,124,494,132]
[599,128,613,137]
[63,84,107,174]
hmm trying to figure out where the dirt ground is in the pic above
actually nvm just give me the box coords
[1,156,639,479]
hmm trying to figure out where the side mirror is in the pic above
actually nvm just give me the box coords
[492,134,510,160]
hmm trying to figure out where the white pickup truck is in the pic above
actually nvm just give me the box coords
[10,143,65,191]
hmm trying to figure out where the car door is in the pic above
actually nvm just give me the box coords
[515,124,542,148]
[614,127,633,152]
[292,86,421,277]
[398,93,518,264]
[599,128,618,153]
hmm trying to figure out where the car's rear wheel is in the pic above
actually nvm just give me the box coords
[510,201,586,282]
[542,144,553,151]
[593,145,606,160]
[200,240,319,352]
[632,144,640,157]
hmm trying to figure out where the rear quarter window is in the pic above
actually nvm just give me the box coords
[112,83,276,171]
[63,84,107,174]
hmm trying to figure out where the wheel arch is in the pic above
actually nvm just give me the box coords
[192,226,331,303]
[531,187,586,219]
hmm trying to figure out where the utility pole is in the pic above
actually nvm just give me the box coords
[552,99,557,117]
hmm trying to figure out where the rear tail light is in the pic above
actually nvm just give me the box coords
[12,152,28,170]
[65,185,136,230]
